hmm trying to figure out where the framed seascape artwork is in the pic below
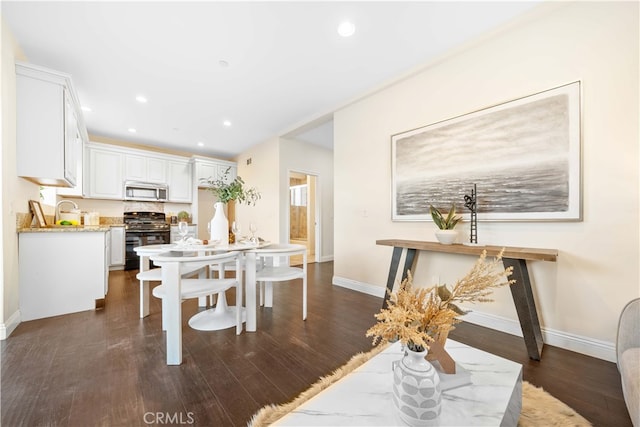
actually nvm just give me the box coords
[391,81,582,222]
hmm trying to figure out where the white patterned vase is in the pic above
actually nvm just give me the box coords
[210,202,229,245]
[392,347,442,426]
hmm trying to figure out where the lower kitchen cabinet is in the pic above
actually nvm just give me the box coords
[109,225,125,269]
[18,230,109,321]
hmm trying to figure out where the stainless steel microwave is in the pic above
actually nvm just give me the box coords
[124,181,168,202]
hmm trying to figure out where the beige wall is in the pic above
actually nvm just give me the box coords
[235,137,334,260]
[235,137,281,243]
[280,138,333,261]
[1,19,40,338]
[333,1,639,361]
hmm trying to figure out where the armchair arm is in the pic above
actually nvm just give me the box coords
[617,298,640,371]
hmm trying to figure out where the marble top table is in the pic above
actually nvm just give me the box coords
[274,340,522,426]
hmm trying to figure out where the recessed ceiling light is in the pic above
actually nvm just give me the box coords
[135,95,148,103]
[128,128,137,133]
[81,106,92,112]
[337,21,356,37]
[223,120,232,127]
[197,142,204,147]
[219,60,229,68]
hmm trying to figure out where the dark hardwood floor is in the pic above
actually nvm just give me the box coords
[1,262,631,426]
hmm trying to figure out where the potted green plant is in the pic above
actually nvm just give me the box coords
[177,210,190,222]
[429,204,462,245]
[202,167,261,206]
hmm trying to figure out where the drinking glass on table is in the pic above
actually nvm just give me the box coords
[232,221,241,240]
[178,220,189,242]
[249,222,258,244]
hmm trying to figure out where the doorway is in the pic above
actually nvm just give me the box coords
[288,171,318,264]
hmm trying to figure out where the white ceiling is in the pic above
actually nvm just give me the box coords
[2,1,540,159]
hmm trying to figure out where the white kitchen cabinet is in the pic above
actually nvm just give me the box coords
[57,99,84,196]
[18,230,108,321]
[167,159,192,203]
[85,144,124,199]
[124,153,166,183]
[109,225,126,269]
[193,157,236,187]
[16,62,88,187]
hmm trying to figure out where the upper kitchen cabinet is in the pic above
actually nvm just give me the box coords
[85,142,192,203]
[167,159,192,203]
[124,154,166,184]
[85,142,124,199]
[16,62,88,187]
[193,157,237,188]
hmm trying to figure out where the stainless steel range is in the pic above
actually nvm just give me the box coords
[124,211,170,270]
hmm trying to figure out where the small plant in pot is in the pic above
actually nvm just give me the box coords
[430,204,462,245]
[177,211,190,223]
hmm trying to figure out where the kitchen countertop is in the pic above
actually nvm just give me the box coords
[18,225,111,233]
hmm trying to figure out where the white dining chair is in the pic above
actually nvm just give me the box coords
[151,251,245,335]
[249,243,307,320]
[136,262,208,325]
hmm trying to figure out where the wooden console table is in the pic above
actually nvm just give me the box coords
[376,239,558,361]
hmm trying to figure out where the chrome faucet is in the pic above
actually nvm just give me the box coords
[55,200,79,223]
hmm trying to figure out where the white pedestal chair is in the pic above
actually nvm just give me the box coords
[151,251,245,335]
[134,245,209,320]
[137,264,206,319]
[249,243,307,320]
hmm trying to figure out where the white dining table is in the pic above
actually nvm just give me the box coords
[135,241,265,365]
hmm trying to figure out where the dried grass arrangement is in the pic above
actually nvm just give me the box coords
[366,249,514,352]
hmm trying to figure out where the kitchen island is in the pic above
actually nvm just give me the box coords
[18,226,110,321]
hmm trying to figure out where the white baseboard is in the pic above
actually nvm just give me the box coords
[462,310,616,362]
[0,310,21,340]
[319,255,334,263]
[332,275,386,298]
[332,276,617,362]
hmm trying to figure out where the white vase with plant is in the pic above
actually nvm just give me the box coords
[202,167,260,244]
[366,250,514,426]
[430,204,462,245]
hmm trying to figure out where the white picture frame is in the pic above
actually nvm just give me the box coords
[391,81,582,221]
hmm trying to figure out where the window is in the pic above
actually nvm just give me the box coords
[290,184,307,207]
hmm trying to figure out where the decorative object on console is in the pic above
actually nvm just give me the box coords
[429,204,461,245]
[366,250,513,353]
[464,184,478,244]
[202,167,261,244]
[391,81,582,221]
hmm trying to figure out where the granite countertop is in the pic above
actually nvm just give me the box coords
[16,213,125,232]
[18,225,112,233]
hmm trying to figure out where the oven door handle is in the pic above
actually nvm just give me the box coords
[125,229,170,233]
